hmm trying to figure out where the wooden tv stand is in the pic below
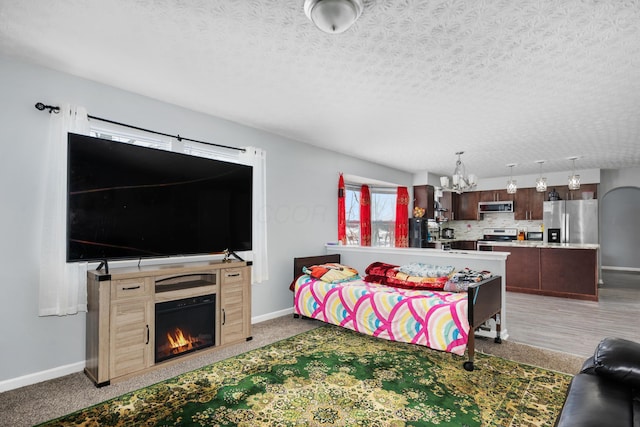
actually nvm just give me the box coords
[84,260,252,387]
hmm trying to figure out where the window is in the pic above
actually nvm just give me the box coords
[90,127,169,150]
[345,184,397,247]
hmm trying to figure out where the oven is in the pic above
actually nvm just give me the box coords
[476,228,518,251]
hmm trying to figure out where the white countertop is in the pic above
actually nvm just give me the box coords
[482,241,599,250]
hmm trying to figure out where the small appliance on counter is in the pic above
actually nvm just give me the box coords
[441,227,455,239]
[527,231,544,241]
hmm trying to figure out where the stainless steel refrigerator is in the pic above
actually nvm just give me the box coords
[543,200,598,244]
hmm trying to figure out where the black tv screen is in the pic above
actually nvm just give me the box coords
[67,133,252,262]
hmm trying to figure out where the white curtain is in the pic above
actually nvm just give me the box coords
[38,104,90,316]
[240,147,268,283]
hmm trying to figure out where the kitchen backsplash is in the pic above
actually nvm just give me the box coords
[442,212,544,240]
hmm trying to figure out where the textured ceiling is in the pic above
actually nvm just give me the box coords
[1,0,639,178]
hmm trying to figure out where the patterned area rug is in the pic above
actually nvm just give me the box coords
[39,325,571,426]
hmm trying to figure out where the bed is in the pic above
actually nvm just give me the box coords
[292,254,502,371]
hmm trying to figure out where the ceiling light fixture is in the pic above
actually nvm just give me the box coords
[303,0,364,34]
[506,164,517,194]
[568,157,581,190]
[440,151,477,194]
[535,160,547,192]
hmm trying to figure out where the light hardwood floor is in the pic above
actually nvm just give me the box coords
[506,271,640,358]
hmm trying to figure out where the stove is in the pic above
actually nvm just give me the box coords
[477,228,518,251]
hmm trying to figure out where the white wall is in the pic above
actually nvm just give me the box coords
[599,168,640,271]
[0,54,412,385]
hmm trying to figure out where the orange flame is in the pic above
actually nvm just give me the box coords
[166,328,196,354]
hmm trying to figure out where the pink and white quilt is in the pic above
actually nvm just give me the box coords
[294,275,470,355]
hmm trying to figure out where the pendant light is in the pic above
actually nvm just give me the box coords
[506,164,517,194]
[440,151,477,194]
[304,0,364,34]
[568,157,581,190]
[535,160,547,192]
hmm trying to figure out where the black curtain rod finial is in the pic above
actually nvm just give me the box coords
[35,102,60,114]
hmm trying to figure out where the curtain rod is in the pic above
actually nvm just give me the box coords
[34,102,246,153]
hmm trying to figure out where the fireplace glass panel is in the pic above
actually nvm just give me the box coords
[155,294,216,363]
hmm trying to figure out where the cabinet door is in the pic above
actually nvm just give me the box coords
[413,185,434,220]
[540,248,597,298]
[109,297,153,378]
[440,191,454,221]
[220,267,251,345]
[494,246,540,290]
[455,191,479,220]
[109,278,153,379]
[514,188,545,220]
[480,190,513,202]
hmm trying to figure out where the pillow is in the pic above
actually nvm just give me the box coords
[592,337,640,388]
[397,262,455,278]
[303,263,360,284]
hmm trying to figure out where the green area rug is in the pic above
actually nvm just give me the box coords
[39,325,571,426]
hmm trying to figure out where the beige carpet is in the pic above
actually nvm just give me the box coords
[0,315,583,427]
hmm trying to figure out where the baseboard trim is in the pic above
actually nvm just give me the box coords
[601,266,640,273]
[1,308,297,393]
[251,307,294,324]
[0,361,85,393]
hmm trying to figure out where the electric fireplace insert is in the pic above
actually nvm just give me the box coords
[155,294,216,363]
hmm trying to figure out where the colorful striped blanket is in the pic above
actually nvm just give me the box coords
[293,275,470,355]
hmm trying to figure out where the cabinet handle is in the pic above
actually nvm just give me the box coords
[145,325,150,344]
[222,308,226,325]
[226,273,241,277]
[122,285,141,291]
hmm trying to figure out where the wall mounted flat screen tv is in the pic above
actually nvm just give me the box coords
[67,133,252,262]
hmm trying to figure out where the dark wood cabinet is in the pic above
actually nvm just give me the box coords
[549,184,598,200]
[451,240,476,250]
[479,189,513,202]
[440,191,454,221]
[492,246,598,301]
[514,188,545,220]
[454,191,480,220]
[540,248,598,299]
[494,246,540,290]
[412,185,435,219]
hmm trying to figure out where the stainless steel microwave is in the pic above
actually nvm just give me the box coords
[478,200,514,213]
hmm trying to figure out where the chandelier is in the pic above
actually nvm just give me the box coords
[303,0,364,34]
[568,157,581,190]
[535,160,547,192]
[440,152,477,194]
[506,164,517,194]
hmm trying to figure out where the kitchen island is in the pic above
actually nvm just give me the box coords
[488,241,599,301]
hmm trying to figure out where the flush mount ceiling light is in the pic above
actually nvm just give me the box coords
[568,157,581,190]
[304,0,364,34]
[535,160,547,192]
[440,151,477,194]
[506,164,517,194]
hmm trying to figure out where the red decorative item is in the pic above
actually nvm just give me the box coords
[360,185,371,246]
[395,186,409,247]
[337,174,346,244]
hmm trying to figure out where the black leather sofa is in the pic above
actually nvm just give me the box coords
[555,337,640,427]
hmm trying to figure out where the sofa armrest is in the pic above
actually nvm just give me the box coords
[589,337,640,388]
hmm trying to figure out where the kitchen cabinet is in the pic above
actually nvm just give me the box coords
[412,185,435,219]
[493,246,540,290]
[540,248,597,299]
[454,191,480,220]
[479,190,513,202]
[439,191,455,221]
[514,188,545,220]
[492,246,598,301]
[450,240,476,250]
[549,184,598,200]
